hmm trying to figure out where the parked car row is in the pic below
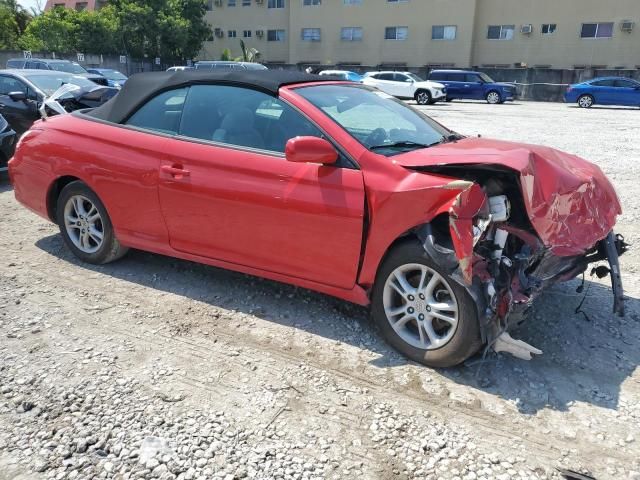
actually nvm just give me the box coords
[317,69,517,105]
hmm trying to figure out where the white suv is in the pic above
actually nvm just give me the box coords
[363,71,447,105]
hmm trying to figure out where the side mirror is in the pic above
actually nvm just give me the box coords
[8,91,27,102]
[285,136,338,165]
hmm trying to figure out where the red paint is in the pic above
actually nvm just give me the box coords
[8,82,621,307]
[394,137,621,256]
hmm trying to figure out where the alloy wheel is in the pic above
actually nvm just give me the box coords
[487,92,501,104]
[416,92,430,105]
[578,95,593,108]
[382,263,459,350]
[63,195,104,254]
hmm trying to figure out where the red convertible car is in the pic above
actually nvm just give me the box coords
[8,70,626,367]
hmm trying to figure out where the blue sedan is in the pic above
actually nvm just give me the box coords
[565,77,640,108]
[85,68,128,89]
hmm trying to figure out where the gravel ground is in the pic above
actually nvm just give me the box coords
[1,100,639,480]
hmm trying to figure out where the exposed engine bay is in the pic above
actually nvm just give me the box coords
[414,164,628,360]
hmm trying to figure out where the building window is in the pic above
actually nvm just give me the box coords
[343,0,362,4]
[228,30,237,38]
[303,0,321,4]
[243,30,252,37]
[487,25,515,40]
[206,0,213,10]
[581,22,614,38]
[75,1,88,10]
[385,26,408,40]
[432,25,456,40]
[541,23,556,35]
[268,0,285,7]
[301,28,321,41]
[267,29,286,41]
[242,0,251,4]
[228,0,236,6]
[387,0,408,3]
[341,27,363,41]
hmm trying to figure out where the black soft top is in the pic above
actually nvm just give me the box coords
[87,69,339,124]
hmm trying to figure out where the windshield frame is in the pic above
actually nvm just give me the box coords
[406,73,424,82]
[292,83,453,156]
[98,69,127,80]
[24,73,99,96]
[478,72,495,83]
[49,62,88,74]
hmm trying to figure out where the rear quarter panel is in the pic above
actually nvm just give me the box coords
[11,115,170,245]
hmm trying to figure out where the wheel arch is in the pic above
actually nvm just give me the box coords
[46,175,83,222]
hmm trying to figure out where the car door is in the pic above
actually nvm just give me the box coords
[0,75,40,135]
[371,73,400,96]
[589,79,616,105]
[393,73,415,98]
[613,79,640,106]
[444,72,464,98]
[152,84,365,289]
[464,74,485,99]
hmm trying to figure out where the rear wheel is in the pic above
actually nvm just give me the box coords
[371,240,482,367]
[486,91,502,104]
[56,181,128,264]
[578,94,594,108]
[415,90,432,106]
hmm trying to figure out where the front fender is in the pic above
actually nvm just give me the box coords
[357,165,474,288]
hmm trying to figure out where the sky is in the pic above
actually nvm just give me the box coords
[18,0,45,13]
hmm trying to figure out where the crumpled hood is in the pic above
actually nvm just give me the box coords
[394,137,621,255]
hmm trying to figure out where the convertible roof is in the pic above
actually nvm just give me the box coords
[87,69,339,123]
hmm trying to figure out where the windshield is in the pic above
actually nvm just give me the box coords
[406,73,424,82]
[479,72,494,83]
[296,84,450,156]
[49,62,88,74]
[26,74,97,96]
[100,69,127,80]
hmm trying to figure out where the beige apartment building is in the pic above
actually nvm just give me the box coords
[200,0,640,69]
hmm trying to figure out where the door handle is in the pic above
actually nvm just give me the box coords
[161,165,191,178]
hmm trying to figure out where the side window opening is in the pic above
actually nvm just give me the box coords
[178,84,324,155]
[125,88,188,135]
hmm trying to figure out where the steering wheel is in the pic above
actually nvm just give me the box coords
[366,128,388,147]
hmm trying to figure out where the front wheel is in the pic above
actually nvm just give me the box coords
[578,94,594,108]
[415,90,432,105]
[486,91,502,104]
[371,240,482,367]
[56,181,128,264]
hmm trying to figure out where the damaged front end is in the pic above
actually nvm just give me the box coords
[415,164,627,361]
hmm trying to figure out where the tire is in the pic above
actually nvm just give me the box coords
[577,94,594,108]
[486,91,501,104]
[415,90,432,106]
[371,239,482,368]
[56,181,128,264]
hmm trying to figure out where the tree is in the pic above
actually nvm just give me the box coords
[220,48,232,61]
[0,5,19,49]
[238,39,261,63]
[19,7,77,52]
[110,0,211,63]
[0,0,32,36]
[74,6,119,55]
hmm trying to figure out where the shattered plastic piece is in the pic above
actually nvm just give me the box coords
[493,331,542,360]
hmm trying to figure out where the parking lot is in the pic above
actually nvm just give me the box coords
[1,100,639,480]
